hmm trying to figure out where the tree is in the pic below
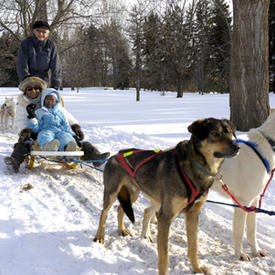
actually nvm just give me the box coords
[142,12,166,92]
[269,0,275,93]
[230,0,270,131]
[101,20,131,89]
[128,2,147,101]
[209,0,232,93]
[162,1,194,97]
[193,0,212,94]
[0,32,18,86]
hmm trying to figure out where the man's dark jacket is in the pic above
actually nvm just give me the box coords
[16,34,62,89]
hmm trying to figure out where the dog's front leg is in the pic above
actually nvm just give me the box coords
[12,116,15,129]
[157,211,171,275]
[5,114,8,129]
[246,197,268,258]
[184,197,209,274]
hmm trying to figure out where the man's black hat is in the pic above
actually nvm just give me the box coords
[32,21,50,30]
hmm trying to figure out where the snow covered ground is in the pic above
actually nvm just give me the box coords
[0,87,274,275]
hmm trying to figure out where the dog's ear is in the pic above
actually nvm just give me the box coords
[188,119,209,140]
[222,119,237,138]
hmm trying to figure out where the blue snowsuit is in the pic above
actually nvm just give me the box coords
[27,88,75,151]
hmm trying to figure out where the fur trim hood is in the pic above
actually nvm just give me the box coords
[18,76,47,92]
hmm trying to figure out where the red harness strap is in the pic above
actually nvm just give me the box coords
[220,168,275,213]
[258,168,275,209]
[116,150,199,206]
[177,163,200,206]
[115,150,162,178]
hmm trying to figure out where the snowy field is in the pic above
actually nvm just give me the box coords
[0,87,274,275]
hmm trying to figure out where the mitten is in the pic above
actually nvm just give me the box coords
[26,103,36,119]
[71,124,84,141]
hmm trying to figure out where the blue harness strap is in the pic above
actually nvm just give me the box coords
[235,139,270,173]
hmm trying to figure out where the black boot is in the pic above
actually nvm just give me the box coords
[81,141,110,167]
[4,142,31,172]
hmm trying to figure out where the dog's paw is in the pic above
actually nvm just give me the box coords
[193,265,210,274]
[141,234,153,243]
[240,253,251,261]
[93,236,105,244]
[118,228,131,237]
[253,249,269,258]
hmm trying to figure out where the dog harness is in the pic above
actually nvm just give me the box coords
[235,139,270,172]
[218,139,274,213]
[115,149,199,206]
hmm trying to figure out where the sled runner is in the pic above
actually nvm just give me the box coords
[26,150,84,169]
[25,142,84,169]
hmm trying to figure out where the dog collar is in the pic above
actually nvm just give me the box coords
[235,139,270,173]
[191,160,218,177]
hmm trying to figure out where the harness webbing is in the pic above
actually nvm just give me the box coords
[176,160,200,206]
[216,167,275,214]
[116,149,200,206]
[115,150,162,178]
[235,139,270,173]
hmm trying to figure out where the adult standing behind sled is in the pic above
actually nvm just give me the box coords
[16,20,61,89]
[4,77,110,172]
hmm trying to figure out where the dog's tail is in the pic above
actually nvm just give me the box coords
[117,186,135,223]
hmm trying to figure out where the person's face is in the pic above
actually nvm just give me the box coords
[25,86,42,99]
[44,95,57,109]
[33,28,50,41]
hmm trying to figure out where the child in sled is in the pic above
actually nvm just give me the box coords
[27,88,78,151]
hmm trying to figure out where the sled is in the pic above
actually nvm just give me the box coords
[26,147,84,169]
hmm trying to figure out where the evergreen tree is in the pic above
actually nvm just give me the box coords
[142,12,167,91]
[209,0,232,93]
[162,2,193,97]
[193,0,212,93]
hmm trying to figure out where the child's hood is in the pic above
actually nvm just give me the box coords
[41,88,61,106]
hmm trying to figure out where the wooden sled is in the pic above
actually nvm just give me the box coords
[26,148,84,169]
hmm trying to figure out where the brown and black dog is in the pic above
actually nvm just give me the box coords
[94,118,239,274]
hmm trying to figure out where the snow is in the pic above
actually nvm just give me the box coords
[0,87,274,275]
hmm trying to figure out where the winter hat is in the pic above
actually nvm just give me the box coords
[32,21,50,30]
[19,76,47,93]
[47,92,58,100]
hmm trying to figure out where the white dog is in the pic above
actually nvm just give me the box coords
[1,97,16,129]
[211,111,275,261]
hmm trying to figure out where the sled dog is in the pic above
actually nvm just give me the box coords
[94,118,239,274]
[211,111,275,261]
[1,97,16,129]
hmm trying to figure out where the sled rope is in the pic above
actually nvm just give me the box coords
[206,200,275,216]
[35,155,107,172]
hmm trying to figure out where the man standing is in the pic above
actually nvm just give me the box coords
[16,21,62,89]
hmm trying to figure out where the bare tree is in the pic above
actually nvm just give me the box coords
[230,0,270,130]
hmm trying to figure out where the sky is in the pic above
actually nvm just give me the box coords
[0,87,274,275]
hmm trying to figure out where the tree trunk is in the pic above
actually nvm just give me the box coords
[230,0,270,131]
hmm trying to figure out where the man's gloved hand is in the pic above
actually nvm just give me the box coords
[26,103,36,119]
[71,124,84,141]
